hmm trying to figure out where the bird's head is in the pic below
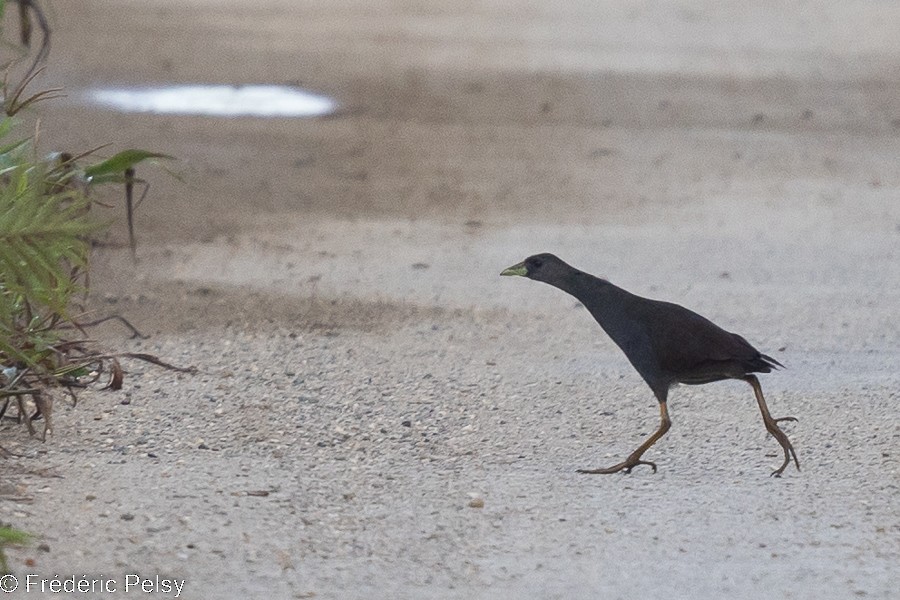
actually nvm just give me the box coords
[500,253,570,284]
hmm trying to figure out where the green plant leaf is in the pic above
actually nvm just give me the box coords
[83,149,174,179]
[0,525,30,577]
[0,159,102,370]
[0,115,17,140]
[0,136,30,158]
[53,362,93,378]
[84,172,147,186]
[0,528,30,546]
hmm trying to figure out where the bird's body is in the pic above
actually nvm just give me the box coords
[501,253,799,476]
[559,270,782,392]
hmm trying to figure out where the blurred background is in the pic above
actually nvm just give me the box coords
[31,0,900,243]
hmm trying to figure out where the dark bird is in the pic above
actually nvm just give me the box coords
[501,253,799,476]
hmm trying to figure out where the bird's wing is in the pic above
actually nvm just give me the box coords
[630,299,761,376]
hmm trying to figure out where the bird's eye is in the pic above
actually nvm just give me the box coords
[531,258,543,268]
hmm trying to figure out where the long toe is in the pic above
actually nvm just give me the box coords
[577,459,657,475]
[770,449,792,477]
[769,439,800,477]
[774,416,798,423]
[770,458,793,477]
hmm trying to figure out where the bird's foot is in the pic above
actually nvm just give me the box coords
[764,418,801,477]
[769,446,801,477]
[577,458,657,475]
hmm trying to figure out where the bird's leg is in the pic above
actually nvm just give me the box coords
[578,401,671,475]
[744,375,800,477]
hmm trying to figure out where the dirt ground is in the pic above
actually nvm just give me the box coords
[2,1,899,598]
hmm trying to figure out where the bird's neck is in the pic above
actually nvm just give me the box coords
[552,268,606,298]
[552,270,631,331]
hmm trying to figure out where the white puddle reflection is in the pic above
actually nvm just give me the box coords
[87,84,336,117]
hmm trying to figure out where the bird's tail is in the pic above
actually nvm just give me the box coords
[757,353,785,371]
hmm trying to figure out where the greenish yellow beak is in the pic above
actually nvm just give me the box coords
[500,261,527,277]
